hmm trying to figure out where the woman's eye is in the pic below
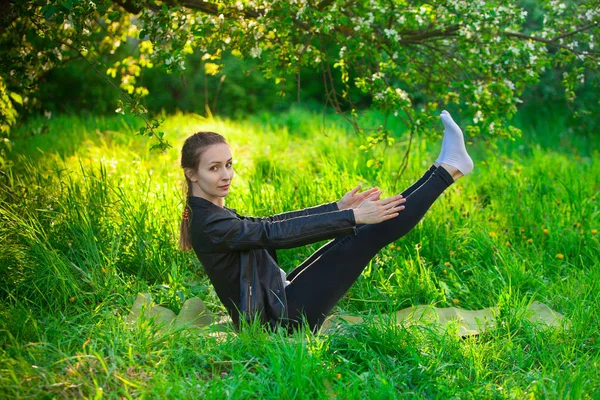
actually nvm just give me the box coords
[210,166,218,171]
[226,162,232,168]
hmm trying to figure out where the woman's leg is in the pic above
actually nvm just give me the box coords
[284,165,454,330]
[285,165,438,282]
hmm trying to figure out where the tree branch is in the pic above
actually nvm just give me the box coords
[316,0,336,11]
[398,25,460,44]
[0,0,15,34]
[392,108,414,192]
[342,7,459,49]
[112,0,146,14]
[503,30,600,57]
[552,22,599,42]
[171,0,263,18]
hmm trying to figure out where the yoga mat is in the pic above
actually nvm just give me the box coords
[125,293,565,336]
[125,293,214,331]
[321,302,565,336]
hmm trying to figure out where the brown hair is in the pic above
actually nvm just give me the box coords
[180,131,228,251]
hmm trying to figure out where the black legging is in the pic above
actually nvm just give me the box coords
[283,165,453,330]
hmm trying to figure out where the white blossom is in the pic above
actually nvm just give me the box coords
[250,46,262,58]
[585,9,598,21]
[395,88,409,101]
[384,28,398,40]
[529,54,538,65]
[503,79,515,91]
[371,71,385,81]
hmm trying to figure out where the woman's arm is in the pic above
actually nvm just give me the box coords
[197,192,405,252]
[238,202,340,223]
[201,209,356,251]
[236,186,379,222]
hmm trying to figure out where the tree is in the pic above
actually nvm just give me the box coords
[1,0,599,161]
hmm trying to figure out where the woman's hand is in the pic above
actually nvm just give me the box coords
[337,185,381,211]
[352,193,406,225]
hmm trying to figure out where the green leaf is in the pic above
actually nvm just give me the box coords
[9,92,22,105]
[42,5,59,20]
[2,138,12,151]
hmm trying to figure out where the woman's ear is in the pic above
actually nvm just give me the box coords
[184,168,197,182]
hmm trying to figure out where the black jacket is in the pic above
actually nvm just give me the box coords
[188,196,357,329]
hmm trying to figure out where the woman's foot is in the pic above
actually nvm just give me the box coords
[435,110,474,179]
[440,163,464,181]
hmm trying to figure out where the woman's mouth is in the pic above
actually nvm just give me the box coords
[219,184,230,190]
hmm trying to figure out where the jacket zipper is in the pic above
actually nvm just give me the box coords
[248,284,252,312]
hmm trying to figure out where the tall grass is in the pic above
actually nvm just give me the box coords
[0,107,598,398]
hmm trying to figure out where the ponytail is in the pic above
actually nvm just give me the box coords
[179,178,193,251]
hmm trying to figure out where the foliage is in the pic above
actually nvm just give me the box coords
[1,0,599,149]
[131,51,303,116]
[0,76,19,167]
[1,109,599,397]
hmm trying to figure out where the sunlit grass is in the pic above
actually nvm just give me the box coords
[1,107,599,398]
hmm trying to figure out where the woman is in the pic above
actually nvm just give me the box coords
[180,110,474,331]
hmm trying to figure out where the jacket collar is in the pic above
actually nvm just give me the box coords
[188,196,216,208]
[188,196,237,213]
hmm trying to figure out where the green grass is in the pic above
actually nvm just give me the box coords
[1,106,599,398]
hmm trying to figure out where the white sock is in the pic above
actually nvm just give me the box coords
[435,131,447,165]
[437,110,474,175]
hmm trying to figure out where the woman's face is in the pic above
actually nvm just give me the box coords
[187,143,234,205]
